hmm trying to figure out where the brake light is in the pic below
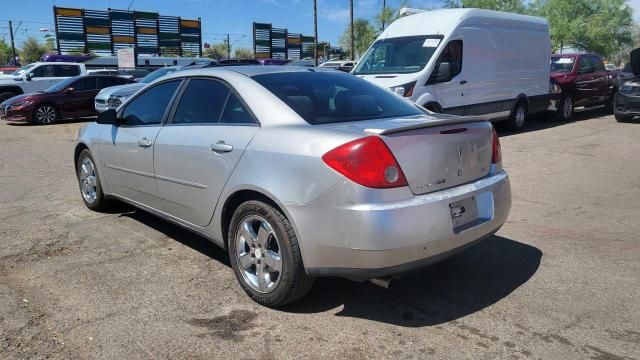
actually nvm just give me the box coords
[492,127,502,164]
[322,136,408,188]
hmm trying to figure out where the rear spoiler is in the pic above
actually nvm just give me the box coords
[364,115,489,135]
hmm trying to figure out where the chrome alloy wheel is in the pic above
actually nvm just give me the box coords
[515,106,526,128]
[563,97,573,119]
[235,215,283,293]
[36,105,56,124]
[79,157,97,204]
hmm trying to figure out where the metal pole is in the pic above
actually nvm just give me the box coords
[313,0,318,66]
[227,33,231,59]
[382,0,386,31]
[8,21,16,65]
[350,0,354,60]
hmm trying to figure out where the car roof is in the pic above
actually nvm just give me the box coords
[164,65,320,78]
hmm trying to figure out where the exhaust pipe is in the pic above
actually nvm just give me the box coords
[369,277,394,289]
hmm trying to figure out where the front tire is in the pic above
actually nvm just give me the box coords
[228,200,313,307]
[77,149,111,211]
[33,104,58,125]
[615,112,633,122]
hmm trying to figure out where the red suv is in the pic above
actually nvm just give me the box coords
[549,53,617,121]
[0,75,133,124]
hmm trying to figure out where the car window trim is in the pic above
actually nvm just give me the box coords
[165,76,260,127]
[116,78,185,128]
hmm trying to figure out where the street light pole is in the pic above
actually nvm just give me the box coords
[313,0,318,66]
[382,0,386,31]
[8,21,16,65]
[350,0,354,60]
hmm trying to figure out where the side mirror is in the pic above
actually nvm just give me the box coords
[65,87,75,94]
[436,62,452,81]
[25,73,33,81]
[96,109,121,126]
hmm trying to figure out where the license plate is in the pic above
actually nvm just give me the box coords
[449,196,479,229]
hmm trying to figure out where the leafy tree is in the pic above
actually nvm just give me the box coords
[340,19,377,59]
[0,40,11,65]
[233,47,254,59]
[20,37,49,63]
[442,0,527,13]
[203,42,229,59]
[375,0,413,31]
[531,0,634,57]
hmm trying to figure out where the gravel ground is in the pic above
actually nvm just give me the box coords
[0,112,638,359]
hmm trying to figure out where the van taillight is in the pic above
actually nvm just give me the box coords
[322,136,408,188]
[492,127,502,164]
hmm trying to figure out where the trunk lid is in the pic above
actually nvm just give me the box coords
[324,115,494,195]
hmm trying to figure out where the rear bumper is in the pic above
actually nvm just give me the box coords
[286,171,511,280]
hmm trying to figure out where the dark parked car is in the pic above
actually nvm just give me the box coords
[0,75,133,124]
[614,48,640,122]
[549,53,618,121]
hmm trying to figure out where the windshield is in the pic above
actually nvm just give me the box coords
[551,57,576,73]
[11,64,35,76]
[353,35,442,75]
[44,77,77,93]
[140,67,178,84]
[252,71,424,125]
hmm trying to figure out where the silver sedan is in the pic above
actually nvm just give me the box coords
[74,66,511,307]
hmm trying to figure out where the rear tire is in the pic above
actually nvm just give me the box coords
[228,200,313,307]
[0,92,17,103]
[604,92,615,114]
[32,104,58,125]
[555,94,574,121]
[505,100,527,131]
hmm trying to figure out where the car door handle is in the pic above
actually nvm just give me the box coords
[460,80,467,85]
[210,141,233,153]
[137,138,153,148]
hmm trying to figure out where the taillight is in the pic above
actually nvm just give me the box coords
[492,126,502,164]
[322,136,408,188]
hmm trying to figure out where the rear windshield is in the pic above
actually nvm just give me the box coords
[551,57,576,72]
[252,71,424,125]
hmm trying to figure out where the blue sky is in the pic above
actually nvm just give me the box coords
[0,0,446,49]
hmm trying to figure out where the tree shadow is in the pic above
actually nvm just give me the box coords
[282,235,542,327]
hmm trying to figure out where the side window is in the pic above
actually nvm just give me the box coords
[592,56,605,72]
[97,77,125,89]
[73,78,97,91]
[31,65,54,78]
[431,40,463,83]
[172,79,230,125]
[121,80,180,126]
[579,57,593,73]
[53,65,81,77]
[221,93,256,125]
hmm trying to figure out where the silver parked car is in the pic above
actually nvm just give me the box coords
[74,66,511,307]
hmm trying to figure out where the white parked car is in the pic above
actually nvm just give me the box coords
[319,60,356,72]
[0,62,87,102]
[94,66,182,112]
[354,8,551,130]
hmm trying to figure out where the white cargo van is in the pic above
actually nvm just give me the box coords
[353,8,551,130]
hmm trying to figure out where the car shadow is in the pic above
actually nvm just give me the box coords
[498,107,610,137]
[118,209,230,266]
[112,208,541,327]
[281,235,542,327]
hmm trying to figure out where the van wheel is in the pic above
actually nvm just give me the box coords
[228,200,313,307]
[505,101,527,131]
[555,95,574,121]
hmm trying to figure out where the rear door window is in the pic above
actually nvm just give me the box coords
[73,77,97,91]
[171,79,230,125]
[220,93,256,125]
[53,65,81,77]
